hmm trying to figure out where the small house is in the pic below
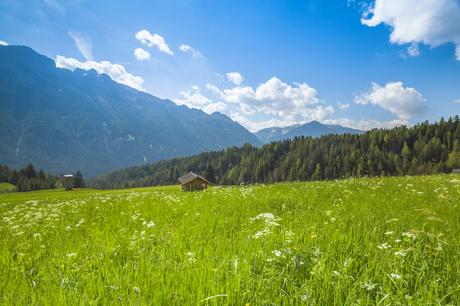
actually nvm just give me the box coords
[178,172,210,191]
[62,174,74,191]
[453,169,460,174]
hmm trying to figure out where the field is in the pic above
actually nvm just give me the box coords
[0,175,459,305]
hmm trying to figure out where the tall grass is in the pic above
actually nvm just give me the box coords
[0,175,459,304]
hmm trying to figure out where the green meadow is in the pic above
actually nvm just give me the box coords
[0,175,459,305]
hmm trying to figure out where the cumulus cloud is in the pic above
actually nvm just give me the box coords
[338,102,351,110]
[175,76,335,131]
[355,82,427,120]
[361,0,460,60]
[179,44,203,59]
[55,55,144,91]
[68,31,93,61]
[134,48,150,61]
[135,30,174,55]
[0,40,8,46]
[226,72,243,85]
[323,118,409,131]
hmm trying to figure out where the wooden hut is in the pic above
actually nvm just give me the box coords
[62,174,74,191]
[178,172,210,191]
[453,169,460,174]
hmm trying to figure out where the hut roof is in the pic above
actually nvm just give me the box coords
[178,172,210,185]
[63,174,74,178]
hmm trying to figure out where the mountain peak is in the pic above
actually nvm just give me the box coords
[255,121,363,143]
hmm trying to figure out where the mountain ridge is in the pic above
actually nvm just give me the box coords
[255,120,364,143]
[0,45,261,177]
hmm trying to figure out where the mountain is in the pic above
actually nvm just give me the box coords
[0,45,261,177]
[255,120,364,143]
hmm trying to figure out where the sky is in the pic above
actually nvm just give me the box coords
[0,0,459,132]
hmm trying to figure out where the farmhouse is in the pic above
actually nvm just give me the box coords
[178,172,210,191]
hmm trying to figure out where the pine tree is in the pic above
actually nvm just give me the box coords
[447,140,460,169]
[74,171,85,188]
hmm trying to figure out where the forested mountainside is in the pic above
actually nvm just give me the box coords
[0,45,260,177]
[90,117,460,189]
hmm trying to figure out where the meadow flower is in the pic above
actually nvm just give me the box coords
[67,253,77,258]
[133,287,140,294]
[360,281,377,291]
[402,232,416,240]
[146,221,155,228]
[394,250,407,257]
[384,231,394,235]
[272,250,282,257]
[394,239,401,243]
[390,273,401,279]
[187,252,196,263]
[377,243,391,250]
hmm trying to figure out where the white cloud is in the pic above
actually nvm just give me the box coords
[226,72,244,85]
[338,102,351,110]
[454,99,460,104]
[407,43,420,57]
[355,82,426,120]
[323,118,408,131]
[135,30,174,55]
[55,55,144,91]
[361,0,460,60]
[68,31,93,61]
[134,48,150,61]
[179,44,203,59]
[174,85,212,107]
[0,40,8,46]
[175,77,334,131]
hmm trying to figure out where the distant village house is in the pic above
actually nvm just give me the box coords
[178,172,210,191]
[453,169,460,174]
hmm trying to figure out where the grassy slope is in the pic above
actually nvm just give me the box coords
[0,175,459,304]
[0,182,15,193]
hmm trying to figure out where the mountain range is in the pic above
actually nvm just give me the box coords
[0,45,260,177]
[0,45,364,177]
[255,121,363,143]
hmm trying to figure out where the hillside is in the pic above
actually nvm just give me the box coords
[90,117,460,189]
[0,45,261,177]
[1,175,459,304]
[255,120,363,143]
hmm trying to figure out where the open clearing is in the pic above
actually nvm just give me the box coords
[0,175,459,304]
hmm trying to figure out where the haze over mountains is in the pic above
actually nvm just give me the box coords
[255,121,363,143]
[0,45,261,177]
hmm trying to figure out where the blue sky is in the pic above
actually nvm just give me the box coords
[0,0,459,131]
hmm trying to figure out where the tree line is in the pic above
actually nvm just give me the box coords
[0,164,85,192]
[90,116,460,190]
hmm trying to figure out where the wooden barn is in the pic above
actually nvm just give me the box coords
[178,172,210,191]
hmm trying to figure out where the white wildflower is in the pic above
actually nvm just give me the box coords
[67,253,77,258]
[384,231,394,235]
[394,250,407,257]
[146,221,155,228]
[377,243,391,250]
[402,232,416,240]
[272,250,282,257]
[390,273,401,279]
